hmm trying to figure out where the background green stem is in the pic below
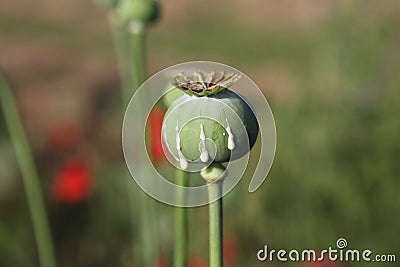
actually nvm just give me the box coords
[173,170,189,267]
[109,13,132,106]
[110,13,141,265]
[127,20,157,267]
[139,188,156,267]
[129,22,146,90]
[0,73,56,267]
[208,181,223,267]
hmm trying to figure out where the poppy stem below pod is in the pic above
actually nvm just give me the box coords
[173,170,189,267]
[202,163,226,267]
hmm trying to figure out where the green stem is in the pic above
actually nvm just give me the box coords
[109,13,132,106]
[139,185,156,267]
[201,163,226,267]
[109,12,139,265]
[173,170,189,267]
[129,21,146,91]
[208,181,223,267]
[127,20,157,267]
[0,73,56,267]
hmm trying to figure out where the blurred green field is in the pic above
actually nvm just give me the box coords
[0,0,399,266]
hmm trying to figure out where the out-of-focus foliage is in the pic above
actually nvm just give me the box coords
[0,0,399,266]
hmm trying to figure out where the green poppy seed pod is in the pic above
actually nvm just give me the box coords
[162,71,259,169]
[117,0,159,24]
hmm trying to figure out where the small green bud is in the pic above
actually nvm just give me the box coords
[117,0,159,24]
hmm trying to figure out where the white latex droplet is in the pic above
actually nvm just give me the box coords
[199,122,209,162]
[225,119,235,150]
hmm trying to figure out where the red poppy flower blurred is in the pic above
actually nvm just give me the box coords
[224,234,239,265]
[52,157,93,204]
[188,256,207,267]
[147,106,166,164]
[47,120,81,152]
[153,254,169,267]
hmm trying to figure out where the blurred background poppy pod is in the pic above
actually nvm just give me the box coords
[117,0,160,25]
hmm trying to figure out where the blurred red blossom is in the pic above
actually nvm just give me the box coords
[147,106,166,164]
[46,120,82,152]
[52,157,93,204]
[188,256,207,267]
[154,254,169,267]
[224,234,239,265]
